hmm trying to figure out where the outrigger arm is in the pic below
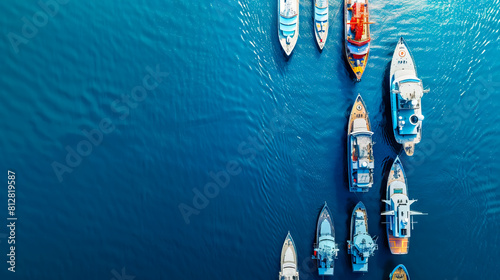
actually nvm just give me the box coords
[409,210,427,216]
[381,210,394,216]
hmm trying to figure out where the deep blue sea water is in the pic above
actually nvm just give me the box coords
[1,0,499,279]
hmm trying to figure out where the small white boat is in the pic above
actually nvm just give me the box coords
[312,202,339,275]
[278,0,300,56]
[279,232,299,280]
[314,0,329,49]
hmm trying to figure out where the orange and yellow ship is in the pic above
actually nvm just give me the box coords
[344,0,374,80]
[382,157,426,254]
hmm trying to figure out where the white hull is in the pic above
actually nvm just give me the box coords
[280,232,299,280]
[314,0,329,49]
[389,38,424,156]
[278,0,300,56]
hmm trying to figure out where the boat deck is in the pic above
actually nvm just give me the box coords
[403,143,415,156]
[348,96,373,191]
[345,0,370,43]
[398,109,419,135]
[387,162,405,186]
[391,266,409,280]
[348,96,371,132]
[351,135,373,163]
[344,0,371,79]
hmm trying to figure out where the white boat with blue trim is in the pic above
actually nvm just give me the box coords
[390,37,429,156]
[312,202,339,276]
[280,232,299,280]
[347,201,378,273]
[278,0,299,56]
[314,0,328,49]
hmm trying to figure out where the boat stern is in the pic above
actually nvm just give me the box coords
[352,262,369,273]
[403,143,415,156]
[350,184,371,193]
[318,267,334,276]
[388,234,409,254]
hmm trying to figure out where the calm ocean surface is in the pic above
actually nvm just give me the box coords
[1,0,499,279]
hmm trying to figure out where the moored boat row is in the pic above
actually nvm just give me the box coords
[280,201,418,277]
[277,1,430,277]
[345,38,428,164]
[277,0,375,81]
[277,1,429,154]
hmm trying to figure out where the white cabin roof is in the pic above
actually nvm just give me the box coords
[320,219,332,236]
[394,71,423,101]
[284,247,294,263]
[353,118,368,133]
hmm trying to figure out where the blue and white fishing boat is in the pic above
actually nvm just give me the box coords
[279,232,299,280]
[390,37,429,156]
[314,0,329,49]
[348,94,374,192]
[382,157,426,255]
[347,201,378,273]
[390,264,410,280]
[312,202,339,276]
[278,0,300,56]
